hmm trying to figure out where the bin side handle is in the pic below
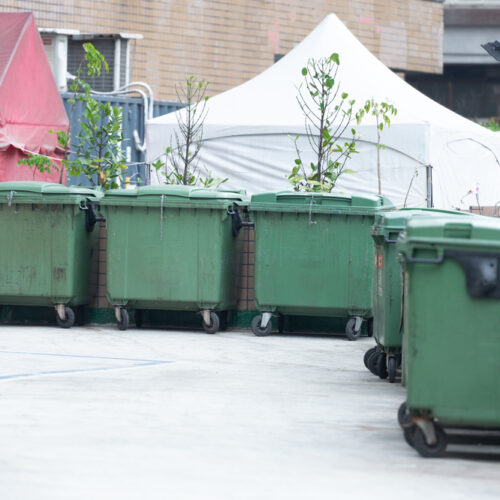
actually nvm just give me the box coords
[445,250,500,298]
[405,254,444,264]
[384,237,399,244]
[79,201,105,232]
[227,209,254,237]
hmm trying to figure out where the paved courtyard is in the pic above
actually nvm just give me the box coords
[0,325,498,499]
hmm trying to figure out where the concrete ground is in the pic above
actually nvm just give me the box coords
[0,325,498,500]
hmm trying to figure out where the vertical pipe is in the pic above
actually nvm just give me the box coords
[426,164,433,208]
[113,38,121,91]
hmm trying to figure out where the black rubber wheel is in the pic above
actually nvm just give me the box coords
[135,309,143,329]
[376,352,388,379]
[388,356,397,383]
[202,311,220,334]
[278,314,285,333]
[345,318,361,341]
[398,402,410,428]
[56,306,75,329]
[412,424,447,458]
[367,350,381,376]
[117,308,129,331]
[251,314,272,336]
[403,425,416,448]
[364,347,377,369]
[366,318,374,337]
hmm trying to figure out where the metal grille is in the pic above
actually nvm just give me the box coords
[68,38,115,92]
[62,94,183,185]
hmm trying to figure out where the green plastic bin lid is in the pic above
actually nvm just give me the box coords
[403,216,500,246]
[373,208,472,234]
[102,185,248,204]
[250,190,392,210]
[0,181,103,202]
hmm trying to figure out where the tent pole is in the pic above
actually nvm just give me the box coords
[426,164,433,208]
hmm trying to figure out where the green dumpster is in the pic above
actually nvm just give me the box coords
[249,190,392,339]
[397,216,500,457]
[367,208,472,382]
[0,181,103,327]
[100,185,248,332]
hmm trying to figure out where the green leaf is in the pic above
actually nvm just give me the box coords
[330,53,340,65]
[301,67,308,76]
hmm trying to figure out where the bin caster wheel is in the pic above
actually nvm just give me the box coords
[403,425,416,448]
[364,347,377,369]
[278,314,285,333]
[412,424,447,458]
[398,402,411,428]
[251,315,272,336]
[398,402,416,447]
[345,318,361,341]
[376,352,388,379]
[388,356,397,383]
[56,306,75,329]
[202,311,219,334]
[117,308,129,331]
[367,350,381,376]
[135,309,143,329]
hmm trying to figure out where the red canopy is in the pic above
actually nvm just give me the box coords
[0,12,69,182]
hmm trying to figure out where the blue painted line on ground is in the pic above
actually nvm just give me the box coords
[0,350,171,364]
[0,350,173,381]
[0,361,168,381]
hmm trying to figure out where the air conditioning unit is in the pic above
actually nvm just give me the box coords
[40,29,142,92]
[40,28,79,91]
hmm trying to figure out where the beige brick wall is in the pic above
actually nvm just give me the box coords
[468,206,500,217]
[2,1,443,100]
[89,222,111,309]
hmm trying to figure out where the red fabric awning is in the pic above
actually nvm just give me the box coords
[0,12,69,181]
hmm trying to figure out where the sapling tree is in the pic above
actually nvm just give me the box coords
[356,99,397,195]
[288,52,359,192]
[18,43,126,190]
[153,76,227,188]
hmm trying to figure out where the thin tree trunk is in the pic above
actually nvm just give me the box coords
[377,118,382,195]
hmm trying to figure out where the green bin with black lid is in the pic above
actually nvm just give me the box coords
[397,216,500,457]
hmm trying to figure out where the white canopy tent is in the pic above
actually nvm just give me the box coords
[147,14,500,209]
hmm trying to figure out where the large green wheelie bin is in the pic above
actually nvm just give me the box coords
[249,190,392,339]
[396,216,500,457]
[0,181,103,327]
[100,186,249,332]
[366,208,472,382]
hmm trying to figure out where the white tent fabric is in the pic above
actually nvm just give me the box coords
[147,13,500,209]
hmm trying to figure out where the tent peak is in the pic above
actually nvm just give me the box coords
[0,12,34,88]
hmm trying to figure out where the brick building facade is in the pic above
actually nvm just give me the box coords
[1,1,443,100]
